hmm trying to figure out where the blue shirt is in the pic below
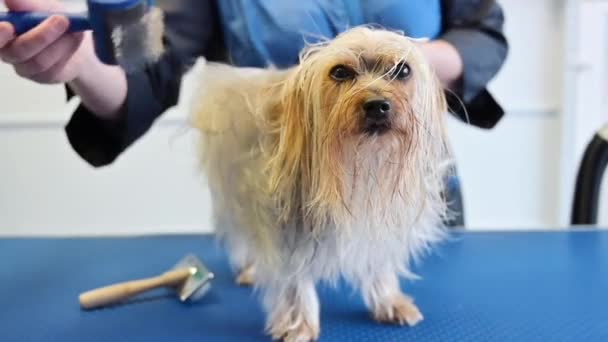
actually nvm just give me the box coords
[217,0,442,68]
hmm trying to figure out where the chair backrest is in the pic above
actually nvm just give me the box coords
[571,124,608,225]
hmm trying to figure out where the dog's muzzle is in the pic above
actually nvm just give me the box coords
[363,98,392,134]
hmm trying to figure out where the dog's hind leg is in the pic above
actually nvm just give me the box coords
[211,208,258,285]
[235,263,256,286]
[226,237,258,286]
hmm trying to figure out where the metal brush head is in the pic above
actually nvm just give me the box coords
[110,5,164,72]
[172,254,214,302]
[88,0,165,72]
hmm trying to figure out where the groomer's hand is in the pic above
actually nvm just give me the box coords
[0,0,128,119]
[0,0,90,84]
[417,40,463,90]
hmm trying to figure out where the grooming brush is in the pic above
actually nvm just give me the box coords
[79,254,214,310]
[0,0,164,72]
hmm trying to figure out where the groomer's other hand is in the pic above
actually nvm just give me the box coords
[417,40,463,90]
[0,0,91,84]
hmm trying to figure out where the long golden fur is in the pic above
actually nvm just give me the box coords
[190,27,451,341]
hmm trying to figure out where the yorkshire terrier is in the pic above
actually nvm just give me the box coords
[190,27,450,342]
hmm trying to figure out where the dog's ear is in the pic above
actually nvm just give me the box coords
[264,63,347,227]
[412,61,449,149]
[408,58,452,192]
[263,67,310,222]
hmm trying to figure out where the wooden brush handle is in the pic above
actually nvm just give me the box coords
[79,268,192,310]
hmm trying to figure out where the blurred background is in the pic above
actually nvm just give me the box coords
[0,0,606,236]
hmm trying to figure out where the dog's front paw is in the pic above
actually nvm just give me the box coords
[373,294,423,327]
[268,316,319,342]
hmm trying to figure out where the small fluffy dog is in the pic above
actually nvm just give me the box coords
[190,27,450,342]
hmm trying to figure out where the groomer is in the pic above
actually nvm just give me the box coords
[0,0,507,167]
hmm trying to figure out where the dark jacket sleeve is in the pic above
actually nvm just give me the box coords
[440,0,508,129]
[64,0,220,167]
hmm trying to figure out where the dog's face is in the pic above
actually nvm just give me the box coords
[267,27,449,226]
[287,28,446,141]
[318,31,419,137]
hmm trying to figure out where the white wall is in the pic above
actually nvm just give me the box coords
[0,61,214,236]
[451,0,565,229]
[0,0,606,236]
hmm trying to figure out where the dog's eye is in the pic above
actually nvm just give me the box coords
[391,62,411,80]
[330,65,355,81]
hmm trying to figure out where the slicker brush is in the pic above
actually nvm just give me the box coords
[0,0,165,72]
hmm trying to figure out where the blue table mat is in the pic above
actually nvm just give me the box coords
[1,230,607,341]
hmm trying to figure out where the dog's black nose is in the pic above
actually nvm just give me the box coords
[363,99,392,120]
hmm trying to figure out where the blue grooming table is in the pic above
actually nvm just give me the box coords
[1,230,607,341]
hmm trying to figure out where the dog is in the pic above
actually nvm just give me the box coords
[190,26,451,342]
